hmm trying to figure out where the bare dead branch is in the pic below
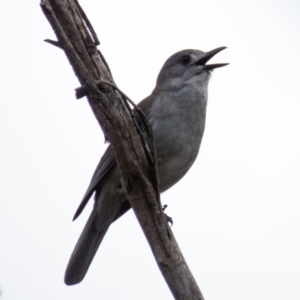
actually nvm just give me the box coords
[40,1,205,299]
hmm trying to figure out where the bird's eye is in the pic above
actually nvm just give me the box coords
[181,55,191,65]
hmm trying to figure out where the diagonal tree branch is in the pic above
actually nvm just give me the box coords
[40,1,205,299]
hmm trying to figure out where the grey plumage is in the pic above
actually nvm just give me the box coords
[64,47,228,285]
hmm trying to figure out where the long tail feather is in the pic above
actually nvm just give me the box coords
[64,211,110,285]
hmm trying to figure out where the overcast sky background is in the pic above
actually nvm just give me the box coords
[1,0,300,299]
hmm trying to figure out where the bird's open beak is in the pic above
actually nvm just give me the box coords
[195,46,229,70]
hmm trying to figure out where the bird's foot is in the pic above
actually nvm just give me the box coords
[162,205,173,226]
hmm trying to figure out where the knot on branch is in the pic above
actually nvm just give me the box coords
[75,80,111,99]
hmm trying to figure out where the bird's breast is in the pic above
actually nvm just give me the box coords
[148,91,207,192]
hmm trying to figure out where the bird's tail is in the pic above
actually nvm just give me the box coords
[64,210,110,285]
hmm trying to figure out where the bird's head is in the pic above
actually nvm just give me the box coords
[156,47,228,91]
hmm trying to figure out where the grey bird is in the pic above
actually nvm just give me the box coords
[64,47,228,285]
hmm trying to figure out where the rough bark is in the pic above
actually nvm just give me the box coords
[40,1,205,299]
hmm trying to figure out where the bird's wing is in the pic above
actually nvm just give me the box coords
[73,145,116,220]
[72,94,155,221]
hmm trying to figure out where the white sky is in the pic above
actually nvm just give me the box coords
[0,0,300,299]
